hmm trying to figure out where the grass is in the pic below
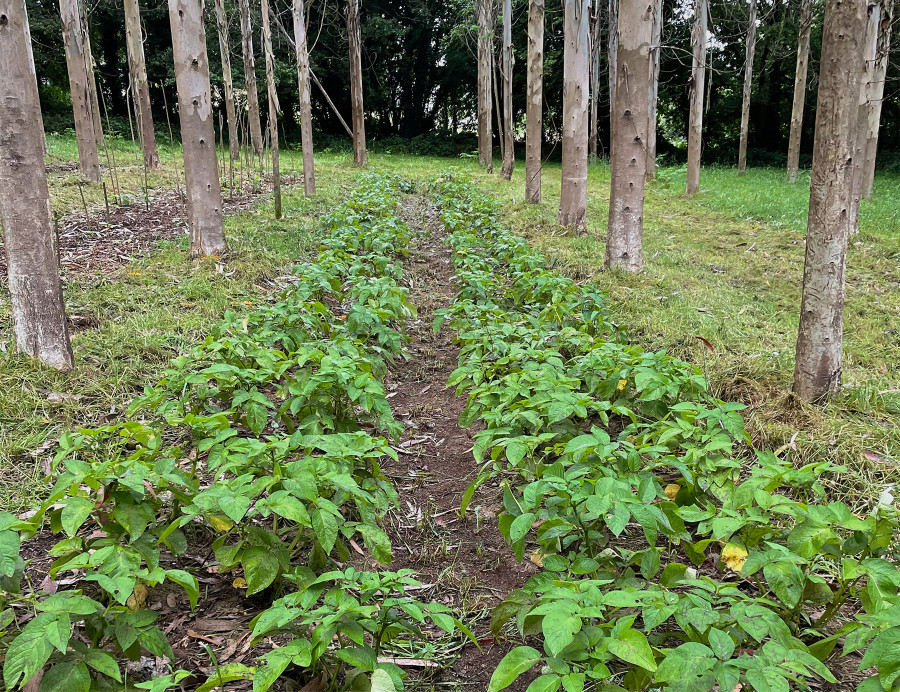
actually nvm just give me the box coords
[2,139,898,513]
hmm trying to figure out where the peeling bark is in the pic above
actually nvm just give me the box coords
[59,0,100,182]
[292,0,315,195]
[261,0,281,218]
[214,0,240,161]
[238,0,264,157]
[347,0,367,166]
[477,0,493,169]
[0,0,74,370]
[525,0,544,202]
[862,0,892,199]
[786,0,813,182]
[686,0,707,195]
[646,0,662,178]
[558,0,590,231]
[737,0,756,176]
[168,0,226,258]
[124,0,160,169]
[793,0,865,401]
[499,0,514,180]
[606,0,652,271]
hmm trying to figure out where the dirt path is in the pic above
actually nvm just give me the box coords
[377,195,538,690]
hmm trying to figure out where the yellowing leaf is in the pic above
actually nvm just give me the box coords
[617,379,628,391]
[240,319,249,333]
[722,543,748,572]
[664,484,680,500]
[529,550,544,567]
[232,577,248,589]
[126,583,149,611]
[208,515,233,533]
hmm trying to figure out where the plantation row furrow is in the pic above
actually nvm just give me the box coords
[430,175,900,692]
[0,174,470,692]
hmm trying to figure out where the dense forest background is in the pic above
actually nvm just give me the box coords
[25,0,900,166]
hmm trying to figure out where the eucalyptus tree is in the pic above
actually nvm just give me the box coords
[347,0,367,165]
[293,0,315,194]
[786,0,814,182]
[499,0,514,180]
[525,0,544,202]
[737,0,757,175]
[238,0,264,157]
[558,0,590,231]
[686,0,707,195]
[123,0,160,169]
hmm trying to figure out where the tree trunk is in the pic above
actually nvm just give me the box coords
[737,0,757,175]
[477,0,493,170]
[169,0,226,257]
[347,0,367,166]
[786,0,813,182]
[59,0,101,182]
[499,0,514,179]
[862,0,893,199]
[607,0,617,152]
[793,0,866,401]
[238,0,264,157]
[525,0,544,202]
[850,1,879,223]
[214,0,240,162]
[0,0,74,371]
[261,0,281,218]
[606,0,651,271]
[23,3,48,153]
[123,0,160,169]
[81,15,103,147]
[558,0,590,231]
[589,0,601,160]
[646,0,663,178]
[492,44,504,162]
[686,0,707,195]
[292,0,315,195]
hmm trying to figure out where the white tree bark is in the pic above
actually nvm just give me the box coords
[862,0,893,199]
[793,0,866,402]
[850,1,879,224]
[292,0,315,195]
[123,0,160,169]
[525,0,544,202]
[606,0,652,271]
[347,0,367,166]
[59,0,101,182]
[214,0,240,161]
[686,0,707,195]
[168,0,226,257]
[499,0,514,180]
[786,0,813,182]
[589,0,601,160]
[238,0,264,157]
[558,0,590,231]
[0,0,74,370]
[261,0,281,218]
[737,0,757,175]
[646,0,663,178]
[477,0,493,170]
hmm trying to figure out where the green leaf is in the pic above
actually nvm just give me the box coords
[371,668,398,692]
[196,663,255,692]
[84,648,122,681]
[608,628,657,672]
[167,569,200,609]
[35,591,102,616]
[707,628,734,661]
[526,675,562,692]
[0,530,21,577]
[312,508,339,554]
[61,497,94,537]
[243,547,280,595]
[218,494,251,524]
[40,661,91,692]
[337,645,378,671]
[860,626,900,670]
[488,646,542,692]
[357,524,393,565]
[542,609,581,657]
[763,561,804,609]
[3,612,56,689]
[510,512,536,543]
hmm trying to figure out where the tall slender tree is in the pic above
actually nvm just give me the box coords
[214,0,240,161]
[793,0,865,401]
[525,0,544,202]
[862,0,893,199]
[786,0,814,182]
[0,0,74,371]
[558,0,590,231]
[169,0,226,257]
[606,0,652,270]
[851,0,880,216]
[476,0,493,171]
[123,0,160,169]
[238,0,264,157]
[347,0,367,165]
[59,0,100,182]
[588,0,601,160]
[607,0,617,148]
[261,0,281,218]
[646,0,663,178]
[292,0,315,195]
[685,0,707,195]
[499,0,514,180]
[737,0,757,175]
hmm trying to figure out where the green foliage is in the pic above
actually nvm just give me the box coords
[431,174,900,691]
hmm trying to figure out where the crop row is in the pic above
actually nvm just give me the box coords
[430,174,900,692]
[0,174,467,692]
